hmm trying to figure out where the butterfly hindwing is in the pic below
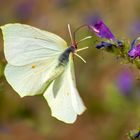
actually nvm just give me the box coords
[43,56,86,123]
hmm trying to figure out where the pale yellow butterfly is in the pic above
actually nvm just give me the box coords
[1,23,89,123]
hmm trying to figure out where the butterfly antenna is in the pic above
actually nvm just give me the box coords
[68,24,75,45]
[76,36,92,44]
[77,46,89,52]
[74,53,86,63]
[73,24,89,41]
[68,24,88,63]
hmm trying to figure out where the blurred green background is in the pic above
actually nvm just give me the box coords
[0,0,140,140]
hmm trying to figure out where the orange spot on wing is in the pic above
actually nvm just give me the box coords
[31,64,36,69]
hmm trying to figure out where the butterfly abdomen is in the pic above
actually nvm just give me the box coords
[59,46,75,66]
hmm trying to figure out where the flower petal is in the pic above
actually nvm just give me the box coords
[128,48,137,58]
[96,41,113,49]
[128,37,140,59]
[89,19,115,40]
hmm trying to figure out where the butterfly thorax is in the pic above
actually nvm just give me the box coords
[58,46,76,66]
[42,46,76,91]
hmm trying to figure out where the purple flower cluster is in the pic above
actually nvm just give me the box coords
[88,18,140,59]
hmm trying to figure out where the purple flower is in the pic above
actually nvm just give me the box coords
[89,19,115,40]
[128,37,140,59]
[116,70,134,95]
[87,18,123,49]
[15,0,36,22]
[96,40,123,49]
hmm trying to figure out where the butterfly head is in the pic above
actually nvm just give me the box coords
[68,24,90,63]
[70,44,77,52]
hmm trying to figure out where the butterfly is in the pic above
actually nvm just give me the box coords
[0,23,89,123]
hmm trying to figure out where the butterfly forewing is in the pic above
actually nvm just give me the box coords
[1,23,67,66]
[1,24,67,97]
